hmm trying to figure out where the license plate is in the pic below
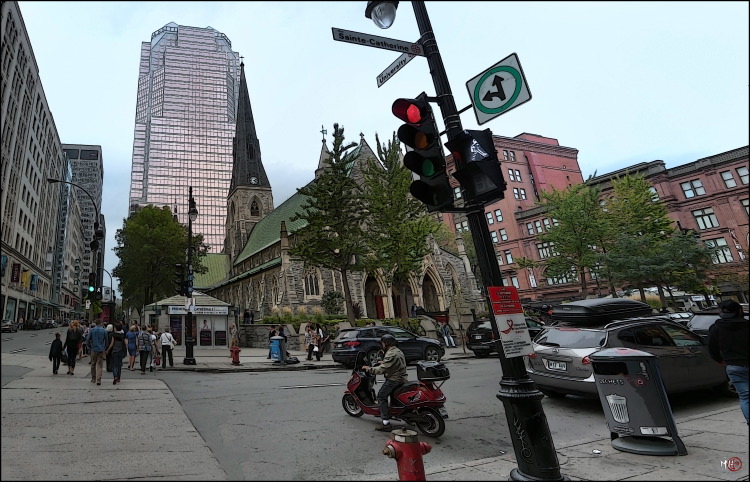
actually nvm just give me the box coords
[438,407,449,419]
[546,360,567,371]
[473,335,483,340]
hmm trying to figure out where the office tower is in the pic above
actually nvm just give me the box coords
[127,22,241,252]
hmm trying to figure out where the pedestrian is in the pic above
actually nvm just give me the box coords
[305,325,316,361]
[105,322,127,385]
[125,324,138,371]
[81,323,91,360]
[105,323,114,372]
[333,323,341,341]
[230,322,239,348]
[440,320,457,347]
[312,323,323,361]
[362,334,408,432]
[708,300,749,425]
[160,327,176,368]
[86,319,108,386]
[267,325,277,359]
[147,326,160,372]
[64,320,83,375]
[277,324,289,363]
[49,332,63,374]
[319,324,331,355]
[137,325,153,374]
[243,309,254,325]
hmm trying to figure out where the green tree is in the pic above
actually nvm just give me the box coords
[289,124,368,324]
[362,132,446,324]
[113,205,207,317]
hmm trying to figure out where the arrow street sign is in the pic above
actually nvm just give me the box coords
[332,28,425,57]
[465,53,531,125]
[377,51,416,88]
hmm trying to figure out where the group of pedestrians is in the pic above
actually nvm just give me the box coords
[304,322,330,361]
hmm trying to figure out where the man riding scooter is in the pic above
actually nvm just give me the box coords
[362,334,408,432]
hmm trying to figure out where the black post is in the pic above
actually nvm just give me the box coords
[183,186,197,365]
[410,2,565,480]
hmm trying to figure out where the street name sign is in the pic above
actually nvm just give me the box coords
[377,51,416,88]
[465,53,531,125]
[488,286,533,358]
[332,28,425,57]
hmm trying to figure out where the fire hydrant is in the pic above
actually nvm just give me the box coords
[383,428,431,481]
[230,346,241,365]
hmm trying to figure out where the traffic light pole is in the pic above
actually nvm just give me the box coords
[410,2,565,480]
[183,186,197,365]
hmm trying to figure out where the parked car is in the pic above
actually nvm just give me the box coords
[524,298,733,399]
[1,319,18,333]
[332,325,444,367]
[43,319,57,329]
[665,311,693,326]
[687,303,749,341]
[466,317,546,358]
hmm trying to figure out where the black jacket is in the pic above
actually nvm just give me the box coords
[708,315,749,367]
[49,339,63,360]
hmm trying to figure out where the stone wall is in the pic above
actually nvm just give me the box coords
[239,324,300,350]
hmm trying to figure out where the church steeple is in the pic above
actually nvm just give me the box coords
[230,62,270,192]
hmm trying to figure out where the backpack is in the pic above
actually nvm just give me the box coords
[139,331,151,352]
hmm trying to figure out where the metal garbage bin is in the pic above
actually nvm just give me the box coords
[270,336,282,361]
[590,347,687,456]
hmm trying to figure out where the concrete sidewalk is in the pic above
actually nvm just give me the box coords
[2,346,748,481]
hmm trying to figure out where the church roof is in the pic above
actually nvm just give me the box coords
[194,253,231,290]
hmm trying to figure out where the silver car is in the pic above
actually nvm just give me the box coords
[525,313,732,399]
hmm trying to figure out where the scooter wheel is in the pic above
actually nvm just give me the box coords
[415,407,445,438]
[342,394,364,417]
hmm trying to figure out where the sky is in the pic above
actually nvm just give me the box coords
[16,1,750,295]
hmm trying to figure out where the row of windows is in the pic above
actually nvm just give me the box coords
[681,166,748,199]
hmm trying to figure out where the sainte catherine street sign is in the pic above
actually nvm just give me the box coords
[332,28,425,57]
[465,52,531,125]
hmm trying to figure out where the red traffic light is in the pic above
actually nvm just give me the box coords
[392,98,431,125]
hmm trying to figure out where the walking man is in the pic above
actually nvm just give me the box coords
[160,327,176,368]
[86,320,108,386]
[362,334,407,432]
[708,300,749,425]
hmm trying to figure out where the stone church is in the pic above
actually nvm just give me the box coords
[200,62,483,320]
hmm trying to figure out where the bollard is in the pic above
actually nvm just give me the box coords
[230,346,241,365]
[382,428,431,481]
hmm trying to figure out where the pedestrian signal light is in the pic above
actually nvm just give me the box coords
[446,128,506,205]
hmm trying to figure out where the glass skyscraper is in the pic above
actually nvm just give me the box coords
[128,22,241,252]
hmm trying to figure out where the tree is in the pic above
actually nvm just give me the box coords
[289,124,368,324]
[361,132,446,324]
[113,205,207,317]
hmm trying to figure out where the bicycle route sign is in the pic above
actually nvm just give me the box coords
[465,52,531,125]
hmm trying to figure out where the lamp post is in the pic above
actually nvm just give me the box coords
[47,178,103,323]
[184,186,198,365]
[364,3,565,480]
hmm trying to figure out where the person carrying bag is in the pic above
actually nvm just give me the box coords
[160,327,176,369]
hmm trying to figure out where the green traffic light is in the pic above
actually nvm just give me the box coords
[88,286,95,292]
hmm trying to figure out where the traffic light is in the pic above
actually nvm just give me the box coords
[393,93,454,212]
[95,287,102,301]
[87,272,96,294]
[89,239,99,251]
[445,128,507,205]
[174,263,185,296]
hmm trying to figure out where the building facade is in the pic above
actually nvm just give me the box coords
[127,22,242,253]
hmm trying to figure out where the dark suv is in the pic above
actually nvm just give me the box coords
[466,317,545,358]
[332,325,444,367]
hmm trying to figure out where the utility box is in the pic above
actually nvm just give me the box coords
[590,347,687,456]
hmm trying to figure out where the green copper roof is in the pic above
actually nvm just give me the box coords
[194,253,231,289]
[234,188,312,266]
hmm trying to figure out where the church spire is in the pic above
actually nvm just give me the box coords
[230,61,270,192]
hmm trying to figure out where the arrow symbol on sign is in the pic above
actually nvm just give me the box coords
[483,75,507,102]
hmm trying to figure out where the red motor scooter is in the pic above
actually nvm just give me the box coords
[341,351,450,437]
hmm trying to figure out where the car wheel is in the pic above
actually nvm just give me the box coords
[472,351,489,358]
[539,388,567,399]
[424,346,441,362]
[367,349,382,366]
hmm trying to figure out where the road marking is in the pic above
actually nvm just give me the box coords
[9,348,27,354]
[278,383,345,389]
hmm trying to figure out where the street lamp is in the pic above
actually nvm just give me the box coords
[47,178,103,322]
[184,186,198,365]
[363,3,565,480]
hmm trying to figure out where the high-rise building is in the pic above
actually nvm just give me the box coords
[127,22,242,252]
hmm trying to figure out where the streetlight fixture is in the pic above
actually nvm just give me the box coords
[361,3,565,480]
[47,178,103,322]
[184,186,198,365]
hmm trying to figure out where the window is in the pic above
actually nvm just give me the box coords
[680,179,705,198]
[526,223,534,235]
[534,220,543,233]
[510,276,519,288]
[486,212,494,225]
[514,169,522,181]
[742,198,749,215]
[455,221,469,233]
[509,151,516,162]
[507,169,517,181]
[504,250,513,264]
[494,209,503,222]
[80,149,99,160]
[304,271,321,297]
[546,273,574,285]
[537,242,555,259]
[453,186,462,199]
[503,149,509,160]
[692,207,719,230]
[720,170,737,188]
[513,188,521,199]
[661,324,703,346]
[706,238,733,264]
[250,200,260,217]
[491,231,498,243]
[738,166,749,185]
[543,218,551,231]
[499,228,508,241]
[648,187,659,201]
[519,188,527,200]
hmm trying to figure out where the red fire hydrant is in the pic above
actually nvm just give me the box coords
[230,346,241,365]
[383,428,431,481]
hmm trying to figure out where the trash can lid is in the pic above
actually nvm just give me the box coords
[270,336,285,340]
[590,347,655,360]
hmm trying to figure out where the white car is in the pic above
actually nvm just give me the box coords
[1,319,18,333]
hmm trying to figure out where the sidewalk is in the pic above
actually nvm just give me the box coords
[2,346,748,481]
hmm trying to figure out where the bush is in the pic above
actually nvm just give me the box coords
[321,291,344,315]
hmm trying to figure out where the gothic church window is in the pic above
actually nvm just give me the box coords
[304,269,322,299]
[250,199,260,217]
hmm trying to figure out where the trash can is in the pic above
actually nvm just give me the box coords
[270,336,283,361]
[590,347,687,456]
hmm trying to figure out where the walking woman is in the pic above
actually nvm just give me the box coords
[64,320,83,375]
[105,322,127,384]
[125,324,138,371]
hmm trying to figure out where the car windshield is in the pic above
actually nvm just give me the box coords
[688,314,721,331]
[535,327,606,348]
[469,321,493,330]
[338,330,357,340]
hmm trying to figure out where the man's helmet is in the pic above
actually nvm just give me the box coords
[381,334,397,347]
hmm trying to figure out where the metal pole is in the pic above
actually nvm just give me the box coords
[410,2,564,479]
[184,186,197,365]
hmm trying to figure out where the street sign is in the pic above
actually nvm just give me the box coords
[377,51,416,88]
[487,286,533,358]
[85,300,91,310]
[465,53,531,125]
[332,28,425,57]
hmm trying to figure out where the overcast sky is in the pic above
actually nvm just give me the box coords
[17,1,750,292]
